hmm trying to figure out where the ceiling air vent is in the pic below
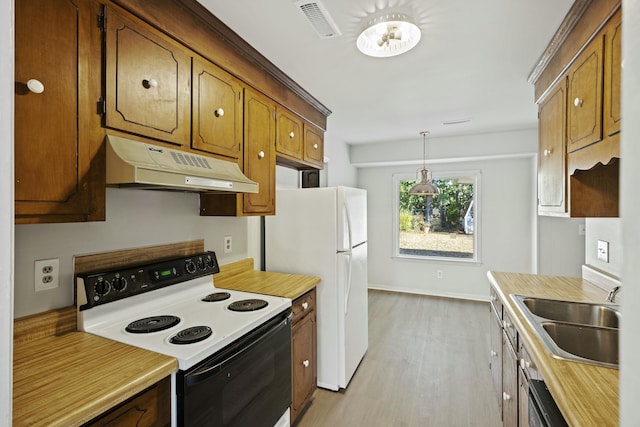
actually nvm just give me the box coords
[293,0,341,39]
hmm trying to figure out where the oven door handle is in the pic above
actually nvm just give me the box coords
[185,311,292,386]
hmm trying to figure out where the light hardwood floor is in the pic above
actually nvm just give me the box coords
[296,290,502,427]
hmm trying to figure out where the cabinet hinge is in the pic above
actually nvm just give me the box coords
[97,97,106,115]
[97,10,105,31]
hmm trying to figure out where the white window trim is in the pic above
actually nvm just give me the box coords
[392,170,481,263]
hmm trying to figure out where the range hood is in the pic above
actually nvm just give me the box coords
[106,135,258,193]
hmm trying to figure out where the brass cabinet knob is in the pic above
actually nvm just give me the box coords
[303,360,310,368]
[313,143,318,150]
[215,108,225,117]
[302,302,309,310]
[258,151,265,159]
[289,131,295,139]
[574,97,583,107]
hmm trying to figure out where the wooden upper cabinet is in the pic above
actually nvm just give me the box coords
[15,0,104,223]
[104,6,191,146]
[567,35,603,153]
[276,107,303,160]
[538,79,567,215]
[303,123,324,168]
[243,88,276,215]
[604,10,622,137]
[192,57,243,160]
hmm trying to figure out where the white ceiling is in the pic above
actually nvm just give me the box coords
[197,0,574,145]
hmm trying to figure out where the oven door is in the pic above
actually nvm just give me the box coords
[177,309,292,427]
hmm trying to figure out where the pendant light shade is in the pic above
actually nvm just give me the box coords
[409,131,439,196]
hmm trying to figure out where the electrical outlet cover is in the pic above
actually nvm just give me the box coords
[35,258,59,291]
[597,240,610,263]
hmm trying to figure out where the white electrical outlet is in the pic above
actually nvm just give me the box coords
[224,236,233,254]
[597,240,610,263]
[35,258,59,292]
[436,270,444,279]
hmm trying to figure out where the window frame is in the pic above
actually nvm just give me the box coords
[392,170,481,263]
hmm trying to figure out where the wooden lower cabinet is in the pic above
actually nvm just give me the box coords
[489,304,503,412]
[291,289,317,424]
[502,332,519,427]
[85,376,171,427]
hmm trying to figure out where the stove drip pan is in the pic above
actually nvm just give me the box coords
[125,315,180,334]
[228,299,268,312]
[170,326,213,345]
[202,292,231,302]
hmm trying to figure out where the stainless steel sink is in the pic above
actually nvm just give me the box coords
[511,295,620,369]
[520,296,620,328]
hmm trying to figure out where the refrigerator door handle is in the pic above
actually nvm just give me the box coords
[343,201,354,314]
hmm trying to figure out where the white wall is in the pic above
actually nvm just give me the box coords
[0,0,14,423]
[584,218,622,277]
[14,189,249,318]
[621,0,640,424]
[358,131,537,300]
[324,128,358,187]
[538,216,585,277]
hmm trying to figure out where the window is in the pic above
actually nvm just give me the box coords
[393,171,480,262]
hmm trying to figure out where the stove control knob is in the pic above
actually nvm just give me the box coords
[112,274,127,292]
[196,257,206,271]
[205,255,215,269]
[94,277,110,297]
[185,260,197,274]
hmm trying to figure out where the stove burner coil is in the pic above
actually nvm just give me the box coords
[228,299,269,312]
[170,326,213,345]
[202,292,231,302]
[125,315,180,334]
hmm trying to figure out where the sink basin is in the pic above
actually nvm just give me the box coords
[520,296,620,328]
[511,295,620,369]
[542,322,619,366]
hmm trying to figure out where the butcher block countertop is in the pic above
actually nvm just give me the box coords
[13,306,177,427]
[214,258,320,299]
[488,271,619,427]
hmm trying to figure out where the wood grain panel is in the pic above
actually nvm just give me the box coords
[74,239,204,275]
[13,306,77,345]
[13,332,176,427]
[488,271,618,427]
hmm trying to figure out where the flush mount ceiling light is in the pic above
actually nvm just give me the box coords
[356,12,421,58]
[409,131,439,196]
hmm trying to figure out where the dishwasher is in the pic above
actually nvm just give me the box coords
[528,379,568,427]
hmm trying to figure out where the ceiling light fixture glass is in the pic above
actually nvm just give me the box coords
[356,12,421,58]
[409,131,439,196]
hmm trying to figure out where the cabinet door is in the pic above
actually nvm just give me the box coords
[192,58,243,160]
[291,312,317,423]
[276,107,303,160]
[243,88,276,214]
[303,123,324,168]
[15,0,104,223]
[104,6,190,146]
[502,333,518,427]
[490,307,503,413]
[538,79,567,215]
[603,10,621,137]
[518,368,529,427]
[567,36,603,153]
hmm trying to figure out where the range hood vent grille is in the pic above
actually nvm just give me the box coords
[106,135,258,194]
[294,0,342,39]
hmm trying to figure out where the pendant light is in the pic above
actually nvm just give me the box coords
[408,131,439,196]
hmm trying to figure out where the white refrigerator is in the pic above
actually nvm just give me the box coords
[265,186,368,391]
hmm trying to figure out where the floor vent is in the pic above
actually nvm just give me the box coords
[293,0,341,39]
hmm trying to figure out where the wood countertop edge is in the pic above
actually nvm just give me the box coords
[487,271,619,426]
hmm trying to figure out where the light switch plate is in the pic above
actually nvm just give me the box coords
[597,240,609,263]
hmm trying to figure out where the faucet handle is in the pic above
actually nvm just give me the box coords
[606,285,622,303]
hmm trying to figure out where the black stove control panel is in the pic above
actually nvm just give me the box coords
[77,251,220,310]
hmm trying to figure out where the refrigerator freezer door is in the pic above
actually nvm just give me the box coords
[338,187,367,250]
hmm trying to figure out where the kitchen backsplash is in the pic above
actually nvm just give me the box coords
[14,188,249,318]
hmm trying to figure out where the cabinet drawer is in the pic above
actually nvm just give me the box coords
[502,310,517,349]
[490,287,502,319]
[292,289,316,324]
[518,340,542,381]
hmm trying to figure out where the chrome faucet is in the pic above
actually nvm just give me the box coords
[606,285,623,303]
